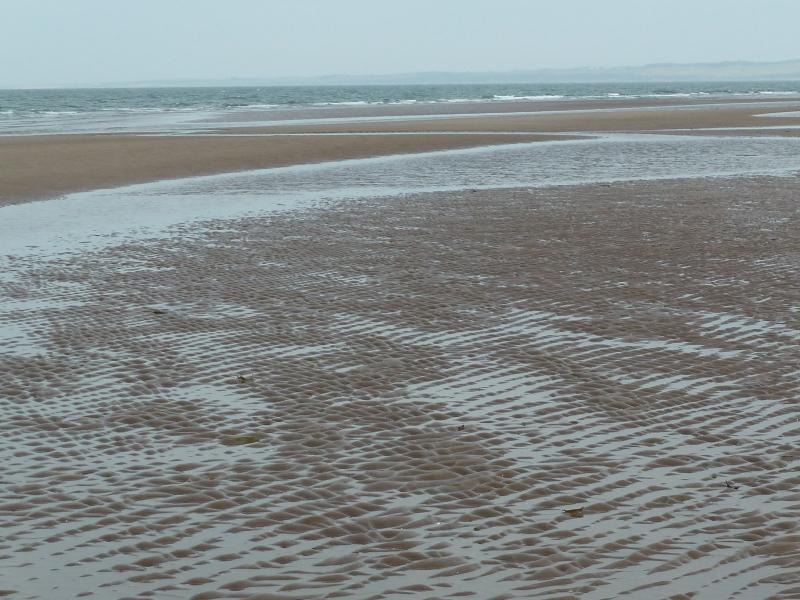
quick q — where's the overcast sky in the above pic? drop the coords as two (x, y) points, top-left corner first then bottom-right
(3, 0), (800, 87)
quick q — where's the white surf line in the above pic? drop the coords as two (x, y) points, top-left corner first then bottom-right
(6, 99), (800, 137)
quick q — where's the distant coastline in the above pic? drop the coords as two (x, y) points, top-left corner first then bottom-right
(12, 59), (799, 90)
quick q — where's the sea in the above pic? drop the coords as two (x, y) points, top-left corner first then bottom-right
(2, 81), (800, 135)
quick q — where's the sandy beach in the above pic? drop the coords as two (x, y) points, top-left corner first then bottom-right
(2, 98), (800, 599)
(3, 97), (800, 206)
(0, 132), (566, 206)
(228, 104), (800, 135)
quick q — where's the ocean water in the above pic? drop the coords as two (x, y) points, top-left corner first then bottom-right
(2, 81), (800, 134)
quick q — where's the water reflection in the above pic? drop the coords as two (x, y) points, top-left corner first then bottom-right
(2, 133), (800, 259)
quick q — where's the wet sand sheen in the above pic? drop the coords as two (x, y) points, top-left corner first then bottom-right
(4, 97), (800, 206)
(0, 132), (567, 206)
(2, 176), (799, 598)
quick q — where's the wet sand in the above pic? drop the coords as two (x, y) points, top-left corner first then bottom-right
(2, 176), (799, 598)
(0, 132), (564, 206)
(231, 104), (800, 135)
(4, 97), (800, 206)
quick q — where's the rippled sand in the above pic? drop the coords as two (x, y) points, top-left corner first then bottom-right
(2, 176), (800, 599)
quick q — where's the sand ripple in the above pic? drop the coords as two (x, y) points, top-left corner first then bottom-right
(2, 177), (799, 599)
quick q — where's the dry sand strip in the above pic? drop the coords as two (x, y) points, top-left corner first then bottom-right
(228, 104), (800, 135)
(2, 176), (799, 598)
(0, 132), (568, 206)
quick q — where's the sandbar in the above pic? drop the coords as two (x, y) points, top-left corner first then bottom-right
(5, 97), (800, 205)
(0, 132), (565, 206)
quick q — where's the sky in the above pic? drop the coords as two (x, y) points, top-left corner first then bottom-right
(3, 0), (800, 87)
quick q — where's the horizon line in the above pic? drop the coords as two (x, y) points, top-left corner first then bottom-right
(3, 58), (800, 91)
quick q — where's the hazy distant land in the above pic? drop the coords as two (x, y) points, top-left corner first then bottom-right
(101, 59), (800, 88)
